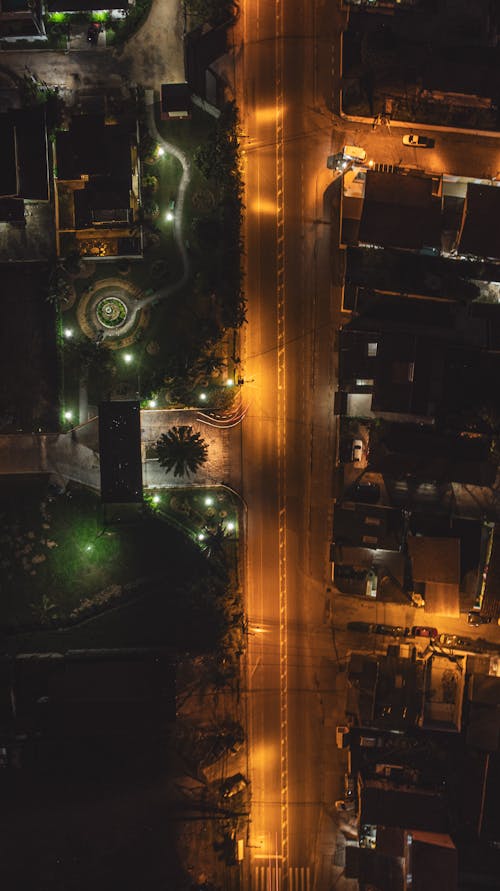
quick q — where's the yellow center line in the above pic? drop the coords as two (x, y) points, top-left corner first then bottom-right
(275, 0), (289, 885)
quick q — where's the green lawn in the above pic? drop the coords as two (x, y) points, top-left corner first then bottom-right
(0, 476), (210, 633)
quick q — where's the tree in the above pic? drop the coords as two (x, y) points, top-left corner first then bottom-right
(156, 426), (208, 478)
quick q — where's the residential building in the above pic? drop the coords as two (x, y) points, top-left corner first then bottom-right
(53, 113), (142, 258)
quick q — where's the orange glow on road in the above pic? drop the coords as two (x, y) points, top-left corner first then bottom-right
(250, 198), (277, 215)
(254, 105), (280, 124)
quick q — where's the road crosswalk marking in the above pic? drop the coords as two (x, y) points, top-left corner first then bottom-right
(253, 866), (311, 891)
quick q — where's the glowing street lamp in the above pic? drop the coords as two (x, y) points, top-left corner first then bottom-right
(226, 378), (234, 387)
(124, 353), (133, 364)
(148, 399), (157, 408)
(165, 210), (174, 222)
(156, 145), (165, 157)
(199, 392), (207, 402)
(64, 410), (73, 421)
(198, 532), (206, 542)
(226, 521), (235, 532)
(64, 328), (73, 339)
(204, 496), (214, 506)
(152, 494), (160, 504)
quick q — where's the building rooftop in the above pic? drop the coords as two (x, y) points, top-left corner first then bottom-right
(98, 401), (143, 504)
(359, 172), (441, 251)
(459, 183), (500, 261)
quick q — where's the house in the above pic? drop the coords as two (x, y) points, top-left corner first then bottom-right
(0, 107), (49, 202)
(0, 0), (45, 40)
(421, 652), (466, 732)
(98, 401), (143, 504)
(160, 83), (191, 120)
(347, 649), (425, 730)
(345, 827), (457, 891)
(407, 535), (460, 617)
(333, 503), (404, 552)
(359, 779), (448, 833)
(53, 113), (141, 258)
(477, 525), (500, 621)
(356, 171), (442, 251)
(457, 183), (500, 262)
(185, 25), (228, 113)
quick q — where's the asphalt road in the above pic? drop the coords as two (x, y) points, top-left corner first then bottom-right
(235, 0), (349, 886)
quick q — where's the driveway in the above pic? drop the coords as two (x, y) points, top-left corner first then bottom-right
(0, 0), (184, 91)
(0, 409), (242, 493)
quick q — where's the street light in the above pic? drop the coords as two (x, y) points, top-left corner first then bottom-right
(227, 521), (235, 532)
(198, 532), (206, 541)
(165, 210), (174, 222)
(152, 494), (160, 504)
(64, 328), (73, 339)
(199, 392), (207, 402)
(156, 145), (165, 157)
(64, 410), (73, 421)
(148, 399), (157, 408)
(226, 378), (234, 387)
(204, 496), (214, 506)
(124, 353), (133, 364)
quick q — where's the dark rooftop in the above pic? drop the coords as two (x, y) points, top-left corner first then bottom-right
(359, 172), (441, 251)
(160, 83), (191, 117)
(98, 401), (143, 504)
(0, 107), (48, 200)
(360, 780), (448, 832)
(459, 183), (500, 261)
(55, 115), (132, 183)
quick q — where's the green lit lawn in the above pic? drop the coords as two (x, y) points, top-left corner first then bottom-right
(0, 476), (207, 632)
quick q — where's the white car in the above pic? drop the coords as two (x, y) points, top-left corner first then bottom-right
(402, 134), (433, 148)
(342, 144), (367, 162)
(351, 439), (363, 462)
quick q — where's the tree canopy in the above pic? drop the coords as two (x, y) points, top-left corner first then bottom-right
(155, 426), (208, 478)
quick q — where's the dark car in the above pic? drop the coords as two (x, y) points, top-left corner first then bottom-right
(438, 633), (473, 649)
(347, 621), (374, 633)
(221, 773), (249, 799)
(87, 21), (101, 43)
(375, 624), (409, 637)
(468, 611), (492, 626)
(411, 626), (438, 638)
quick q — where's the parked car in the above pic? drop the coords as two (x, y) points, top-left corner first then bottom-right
(351, 439), (363, 462)
(402, 134), (434, 148)
(437, 633), (473, 649)
(411, 625), (438, 639)
(347, 621), (374, 633)
(366, 569), (378, 598)
(221, 773), (249, 798)
(336, 725), (350, 749)
(360, 735), (384, 748)
(342, 144), (367, 162)
(468, 611), (492, 626)
(374, 624), (409, 637)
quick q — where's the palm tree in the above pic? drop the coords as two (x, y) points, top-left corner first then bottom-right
(156, 426), (208, 478)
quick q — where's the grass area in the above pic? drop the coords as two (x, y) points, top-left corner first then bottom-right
(149, 485), (240, 540)
(0, 476), (212, 634)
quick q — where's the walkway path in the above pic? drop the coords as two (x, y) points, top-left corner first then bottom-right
(0, 409), (242, 493)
